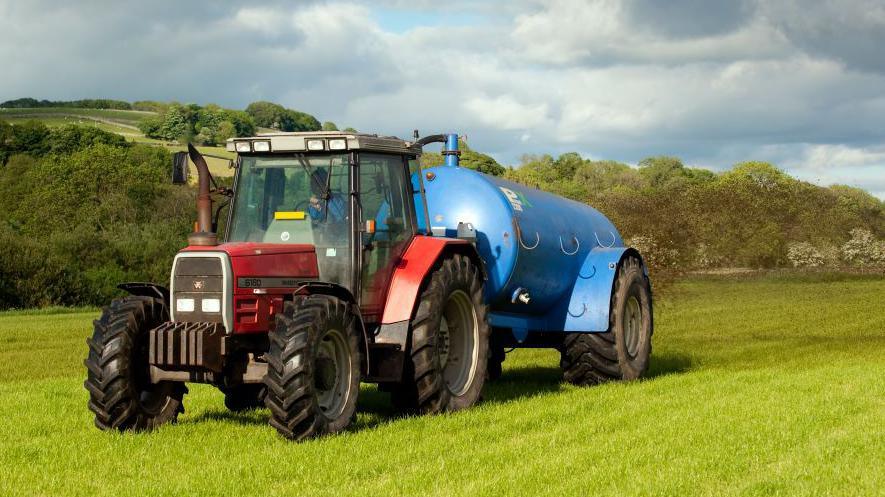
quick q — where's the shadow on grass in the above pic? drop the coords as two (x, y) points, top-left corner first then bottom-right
(647, 352), (693, 379)
(183, 351), (694, 431)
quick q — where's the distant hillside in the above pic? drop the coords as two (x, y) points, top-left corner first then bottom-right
(0, 98), (350, 176)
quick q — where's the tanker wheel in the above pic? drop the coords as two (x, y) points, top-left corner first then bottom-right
(222, 384), (267, 412)
(263, 296), (361, 441)
(392, 254), (490, 414)
(560, 256), (653, 385)
(84, 296), (187, 431)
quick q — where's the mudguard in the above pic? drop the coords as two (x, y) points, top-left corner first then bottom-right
(117, 282), (169, 303)
(548, 247), (644, 332)
(380, 235), (473, 324)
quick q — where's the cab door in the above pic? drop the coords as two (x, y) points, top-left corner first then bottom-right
(357, 153), (416, 319)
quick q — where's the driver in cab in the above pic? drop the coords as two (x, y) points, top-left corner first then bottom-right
(308, 169), (346, 222)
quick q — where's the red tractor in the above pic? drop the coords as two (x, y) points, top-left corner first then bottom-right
(85, 133), (493, 440)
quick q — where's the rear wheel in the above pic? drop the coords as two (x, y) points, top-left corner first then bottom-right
(560, 256), (653, 385)
(84, 296), (186, 431)
(392, 255), (490, 413)
(263, 296), (361, 440)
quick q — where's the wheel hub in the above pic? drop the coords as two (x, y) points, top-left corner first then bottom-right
(624, 295), (643, 358)
(440, 290), (479, 397)
(314, 328), (351, 417)
(315, 357), (337, 391)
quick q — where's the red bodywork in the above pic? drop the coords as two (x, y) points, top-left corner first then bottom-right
(182, 242), (318, 334)
(181, 235), (471, 333)
(381, 236), (470, 324)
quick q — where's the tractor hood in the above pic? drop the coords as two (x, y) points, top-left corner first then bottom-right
(175, 242), (320, 334)
(180, 242), (320, 281)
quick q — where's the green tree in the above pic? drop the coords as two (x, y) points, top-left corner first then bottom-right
(158, 104), (189, 142)
(322, 121), (339, 131)
(245, 101), (286, 128)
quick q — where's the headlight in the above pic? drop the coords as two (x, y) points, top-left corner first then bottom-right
(328, 138), (347, 150)
(201, 298), (221, 313)
(252, 140), (270, 152)
(176, 298), (194, 312)
(235, 141), (251, 153)
(306, 139), (325, 151)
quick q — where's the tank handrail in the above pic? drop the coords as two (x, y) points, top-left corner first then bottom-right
(515, 220), (540, 250)
(560, 235), (580, 256)
(594, 230), (616, 248)
(568, 302), (587, 318)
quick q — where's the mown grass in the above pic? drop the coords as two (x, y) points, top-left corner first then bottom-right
(0, 273), (882, 496)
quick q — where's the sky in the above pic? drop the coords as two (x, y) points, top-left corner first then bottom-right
(1, 0), (884, 198)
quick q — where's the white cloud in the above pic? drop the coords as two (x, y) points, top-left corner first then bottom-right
(0, 0), (883, 198)
(464, 95), (551, 130)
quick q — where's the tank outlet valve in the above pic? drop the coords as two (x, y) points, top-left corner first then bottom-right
(511, 287), (531, 305)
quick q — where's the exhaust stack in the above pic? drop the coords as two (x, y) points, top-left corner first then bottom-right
(186, 143), (218, 246)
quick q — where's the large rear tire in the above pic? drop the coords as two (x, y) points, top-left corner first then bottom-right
(560, 256), (653, 385)
(84, 296), (187, 431)
(263, 296), (361, 440)
(392, 254), (490, 413)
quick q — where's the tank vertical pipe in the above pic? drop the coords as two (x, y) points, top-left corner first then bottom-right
(444, 133), (460, 167)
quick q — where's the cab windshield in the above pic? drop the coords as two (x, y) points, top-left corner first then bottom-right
(228, 154), (351, 285)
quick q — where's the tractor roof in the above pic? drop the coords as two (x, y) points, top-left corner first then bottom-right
(226, 131), (421, 155)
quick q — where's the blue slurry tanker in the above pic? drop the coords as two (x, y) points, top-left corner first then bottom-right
(84, 130), (652, 440)
(422, 134), (653, 382)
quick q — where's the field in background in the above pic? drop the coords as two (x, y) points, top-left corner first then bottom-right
(0, 107), (235, 177)
(1, 273), (882, 496)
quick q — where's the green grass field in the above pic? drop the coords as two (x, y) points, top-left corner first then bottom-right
(1, 274), (883, 496)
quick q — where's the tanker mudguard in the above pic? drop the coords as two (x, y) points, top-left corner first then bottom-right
(553, 247), (643, 332)
(380, 235), (475, 324)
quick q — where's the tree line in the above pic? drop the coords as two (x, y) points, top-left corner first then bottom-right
(0, 98), (135, 110)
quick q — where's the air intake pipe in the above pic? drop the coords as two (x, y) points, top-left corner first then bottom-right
(186, 143), (218, 246)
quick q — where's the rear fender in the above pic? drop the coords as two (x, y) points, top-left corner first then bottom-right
(379, 236), (477, 325)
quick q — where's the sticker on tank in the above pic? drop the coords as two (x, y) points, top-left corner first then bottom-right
(499, 187), (533, 212)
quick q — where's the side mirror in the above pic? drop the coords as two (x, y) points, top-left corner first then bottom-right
(172, 151), (189, 185)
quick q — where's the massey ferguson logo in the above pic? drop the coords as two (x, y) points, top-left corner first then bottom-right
(192, 280), (205, 290)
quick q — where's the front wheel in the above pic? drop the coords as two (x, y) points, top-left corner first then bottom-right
(560, 256), (653, 385)
(263, 296), (362, 440)
(84, 296), (186, 431)
(392, 254), (490, 413)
